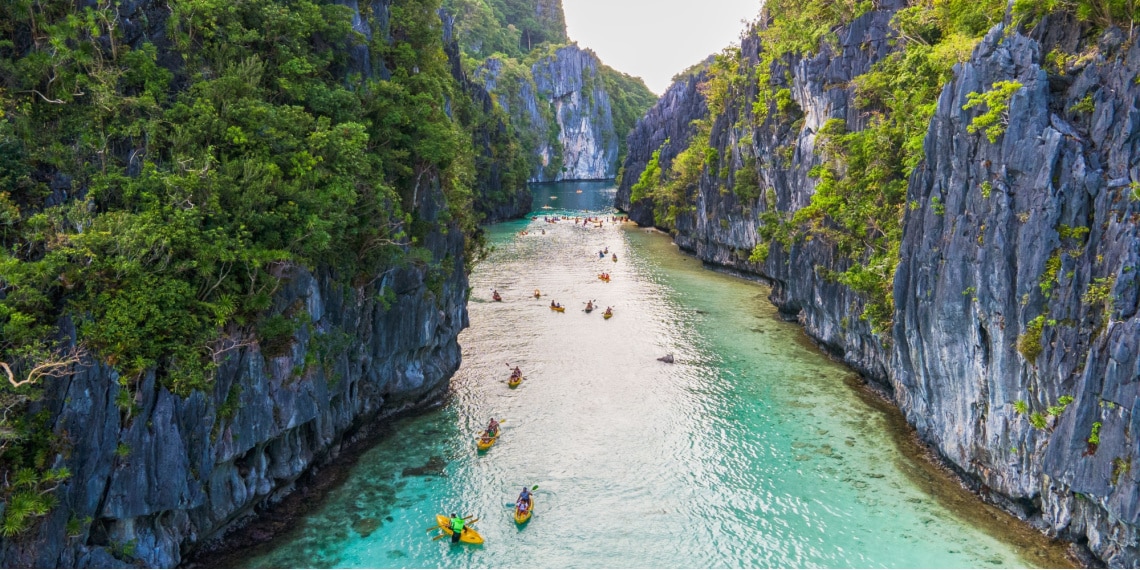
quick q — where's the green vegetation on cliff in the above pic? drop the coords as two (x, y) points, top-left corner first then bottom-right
(445, 0), (567, 58)
(445, 0), (655, 179)
(0, 0), (477, 535)
(631, 0), (1008, 335)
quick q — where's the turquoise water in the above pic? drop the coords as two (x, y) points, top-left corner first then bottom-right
(237, 182), (1069, 568)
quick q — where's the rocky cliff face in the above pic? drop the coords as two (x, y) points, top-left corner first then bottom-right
(618, 4), (1138, 566)
(0, 196), (467, 570)
(615, 70), (708, 226)
(477, 44), (620, 182)
(442, 11), (533, 222)
(895, 16), (1140, 566)
(0, 1), (475, 567)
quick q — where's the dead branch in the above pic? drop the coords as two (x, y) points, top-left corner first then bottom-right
(1, 346), (87, 389)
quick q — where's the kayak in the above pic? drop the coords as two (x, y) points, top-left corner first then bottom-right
(598, 275), (610, 282)
(585, 306), (594, 313)
(476, 432), (497, 451)
(514, 496), (534, 524)
(603, 311), (613, 320)
(508, 376), (523, 388)
(550, 306), (565, 312)
(434, 515), (484, 544)
(534, 291), (542, 298)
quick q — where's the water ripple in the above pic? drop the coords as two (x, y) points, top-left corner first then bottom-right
(238, 183), (1069, 569)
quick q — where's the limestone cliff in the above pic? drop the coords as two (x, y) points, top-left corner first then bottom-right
(0, 0), (476, 567)
(617, 3), (1139, 566)
(477, 44), (620, 181)
(446, 0), (655, 183)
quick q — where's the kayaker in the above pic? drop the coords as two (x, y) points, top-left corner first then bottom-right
(612, 253), (617, 262)
(517, 488), (531, 512)
(449, 513), (465, 543)
(487, 418), (500, 436)
(511, 366), (522, 379)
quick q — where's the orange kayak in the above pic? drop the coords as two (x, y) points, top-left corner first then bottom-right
(550, 305), (565, 312)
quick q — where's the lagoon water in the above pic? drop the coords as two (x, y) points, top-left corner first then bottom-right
(238, 182), (1070, 568)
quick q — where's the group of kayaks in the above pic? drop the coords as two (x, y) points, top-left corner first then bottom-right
(431, 493), (532, 544)
(440, 225), (633, 545)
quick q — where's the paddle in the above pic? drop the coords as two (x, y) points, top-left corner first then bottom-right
(504, 485), (541, 507)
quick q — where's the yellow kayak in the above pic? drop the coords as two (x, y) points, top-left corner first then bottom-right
(550, 305), (565, 312)
(603, 311), (613, 320)
(435, 515), (484, 544)
(514, 496), (533, 524)
(508, 376), (523, 388)
(476, 433), (497, 451)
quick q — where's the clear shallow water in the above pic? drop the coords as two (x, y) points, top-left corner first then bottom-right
(238, 182), (1070, 568)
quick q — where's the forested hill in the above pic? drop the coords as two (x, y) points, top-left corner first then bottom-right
(444, 0), (658, 182)
(616, 1), (1140, 566)
(0, 0), (640, 566)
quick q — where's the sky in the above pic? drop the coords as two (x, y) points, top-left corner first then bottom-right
(562, 0), (762, 94)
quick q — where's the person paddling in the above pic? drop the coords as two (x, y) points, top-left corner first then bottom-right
(449, 513), (465, 543)
(487, 418), (500, 436)
(517, 487), (532, 513)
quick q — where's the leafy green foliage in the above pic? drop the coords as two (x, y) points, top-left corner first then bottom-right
(1048, 395), (1075, 416)
(1018, 314), (1047, 363)
(1029, 412), (1048, 429)
(0, 0), (482, 527)
(1040, 250), (1062, 297)
(630, 150), (662, 204)
(761, 0), (875, 57)
(1014, 0), (1140, 33)
(1088, 421), (1102, 446)
(746, 0), (1005, 335)
(1014, 400), (1028, 414)
(0, 467), (69, 536)
(1112, 456), (1131, 485)
(963, 81), (1023, 143)
(733, 157), (762, 201)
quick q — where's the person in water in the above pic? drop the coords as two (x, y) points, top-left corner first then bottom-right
(450, 513), (465, 543)
(517, 487), (531, 513)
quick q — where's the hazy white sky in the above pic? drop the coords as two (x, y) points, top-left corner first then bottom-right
(563, 0), (761, 94)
